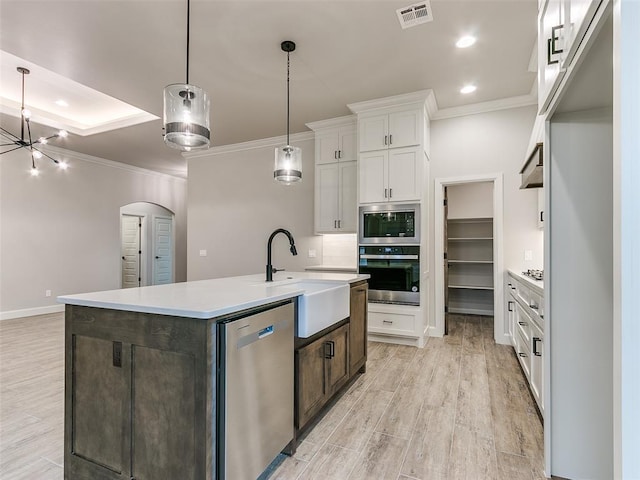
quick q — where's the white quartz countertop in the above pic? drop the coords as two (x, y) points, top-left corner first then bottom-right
(305, 265), (358, 273)
(57, 272), (369, 319)
(508, 269), (544, 295)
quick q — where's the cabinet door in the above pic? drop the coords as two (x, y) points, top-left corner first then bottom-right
(387, 146), (421, 202)
(537, 188), (545, 229)
(326, 324), (350, 396)
(315, 164), (339, 233)
(530, 322), (544, 411)
(359, 114), (388, 152)
(538, 0), (566, 113)
(338, 161), (357, 232)
(388, 109), (420, 149)
(296, 337), (327, 429)
(131, 346), (197, 480)
(359, 151), (387, 203)
(316, 131), (340, 165)
(349, 282), (368, 374)
(338, 126), (357, 161)
(70, 335), (128, 476)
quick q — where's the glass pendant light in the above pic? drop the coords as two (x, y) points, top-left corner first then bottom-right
(163, 0), (210, 151)
(274, 40), (302, 184)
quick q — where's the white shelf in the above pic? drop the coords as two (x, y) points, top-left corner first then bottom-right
(448, 285), (494, 291)
(448, 260), (493, 264)
(448, 237), (493, 241)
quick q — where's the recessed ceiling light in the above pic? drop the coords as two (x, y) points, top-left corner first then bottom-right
(456, 35), (476, 48)
(55, 99), (69, 107)
(460, 85), (477, 94)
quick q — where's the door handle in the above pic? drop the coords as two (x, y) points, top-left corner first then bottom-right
(508, 301), (513, 312)
(389, 188), (392, 198)
(384, 135), (388, 146)
(384, 188), (388, 198)
(338, 150), (342, 159)
(389, 134), (393, 145)
(334, 150), (337, 159)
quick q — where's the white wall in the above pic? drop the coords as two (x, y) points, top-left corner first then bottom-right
(447, 181), (494, 219)
(187, 135), (323, 281)
(0, 147), (187, 318)
(429, 105), (542, 330)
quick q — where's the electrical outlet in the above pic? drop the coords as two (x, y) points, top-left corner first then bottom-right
(45, 290), (52, 297)
(524, 250), (533, 261)
(199, 249), (207, 257)
(308, 249), (316, 258)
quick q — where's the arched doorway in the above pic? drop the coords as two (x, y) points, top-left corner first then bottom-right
(120, 202), (175, 288)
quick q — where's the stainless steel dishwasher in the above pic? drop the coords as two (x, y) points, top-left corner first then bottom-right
(217, 300), (294, 480)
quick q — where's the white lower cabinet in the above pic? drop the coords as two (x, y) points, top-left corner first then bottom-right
(507, 271), (544, 416)
(367, 303), (424, 347)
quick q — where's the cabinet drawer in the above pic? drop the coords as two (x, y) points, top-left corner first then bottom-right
(369, 311), (415, 335)
(515, 302), (532, 343)
(515, 328), (531, 380)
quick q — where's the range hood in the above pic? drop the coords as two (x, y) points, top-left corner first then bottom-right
(520, 142), (543, 189)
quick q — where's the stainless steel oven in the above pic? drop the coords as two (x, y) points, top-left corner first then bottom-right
(358, 245), (420, 305)
(359, 203), (420, 245)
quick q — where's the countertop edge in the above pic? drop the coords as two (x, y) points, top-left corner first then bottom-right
(507, 269), (544, 295)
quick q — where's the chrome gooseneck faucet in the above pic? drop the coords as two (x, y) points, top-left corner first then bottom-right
(266, 228), (298, 281)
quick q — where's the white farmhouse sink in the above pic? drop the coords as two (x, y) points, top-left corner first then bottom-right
(296, 281), (350, 338)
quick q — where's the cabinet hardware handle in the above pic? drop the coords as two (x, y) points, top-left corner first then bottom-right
(384, 188), (388, 198)
(511, 286), (516, 290)
(540, 211), (544, 222)
(540, 314), (544, 319)
(533, 337), (542, 356)
(389, 134), (393, 145)
(334, 150), (338, 159)
(518, 321), (527, 326)
(389, 188), (393, 198)
(384, 135), (388, 146)
(383, 320), (393, 324)
(112, 341), (122, 368)
(338, 150), (342, 159)
(529, 304), (538, 310)
(508, 283), (512, 288)
(122, 256), (126, 260)
(508, 301), (514, 312)
(334, 220), (337, 229)
(518, 352), (527, 358)
(547, 24), (564, 65)
(338, 220), (341, 228)
(324, 342), (332, 359)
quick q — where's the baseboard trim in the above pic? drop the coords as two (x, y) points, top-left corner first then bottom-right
(368, 332), (426, 348)
(0, 304), (65, 321)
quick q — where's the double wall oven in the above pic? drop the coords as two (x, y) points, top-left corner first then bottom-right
(358, 204), (420, 305)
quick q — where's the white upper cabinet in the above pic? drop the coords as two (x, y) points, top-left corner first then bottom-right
(315, 161), (357, 233)
(359, 108), (421, 152)
(307, 116), (358, 234)
(316, 125), (357, 164)
(562, 0), (602, 68)
(538, 0), (566, 114)
(359, 146), (422, 204)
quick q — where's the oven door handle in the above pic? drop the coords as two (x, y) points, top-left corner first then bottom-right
(359, 254), (419, 260)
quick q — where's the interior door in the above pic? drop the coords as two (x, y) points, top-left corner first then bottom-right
(121, 215), (141, 288)
(152, 215), (173, 285)
(444, 187), (449, 335)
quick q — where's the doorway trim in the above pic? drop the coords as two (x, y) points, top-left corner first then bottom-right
(434, 173), (506, 344)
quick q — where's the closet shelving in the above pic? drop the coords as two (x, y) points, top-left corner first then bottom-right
(447, 218), (494, 315)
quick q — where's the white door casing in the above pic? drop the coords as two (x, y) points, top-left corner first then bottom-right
(121, 215), (141, 288)
(153, 215), (174, 285)
(433, 173), (505, 344)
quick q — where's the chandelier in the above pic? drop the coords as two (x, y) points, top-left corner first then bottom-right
(0, 67), (69, 176)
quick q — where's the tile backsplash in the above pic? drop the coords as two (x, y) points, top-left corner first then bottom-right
(322, 234), (357, 267)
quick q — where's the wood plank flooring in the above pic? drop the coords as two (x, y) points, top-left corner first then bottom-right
(0, 313), (544, 480)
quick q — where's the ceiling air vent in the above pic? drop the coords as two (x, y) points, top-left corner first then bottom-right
(396, 2), (433, 29)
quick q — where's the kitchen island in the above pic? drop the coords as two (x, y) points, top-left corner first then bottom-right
(58, 272), (368, 480)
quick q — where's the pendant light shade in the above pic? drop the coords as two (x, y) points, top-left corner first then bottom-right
(163, 0), (211, 151)
(274, 40), (301, 184)
(163, 84), (210, 150)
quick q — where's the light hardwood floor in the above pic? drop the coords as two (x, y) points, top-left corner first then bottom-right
(0, 313), (544, 480)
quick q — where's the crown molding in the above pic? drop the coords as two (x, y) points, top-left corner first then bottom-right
(186, 131), (315, 158)
(431, 94), (537, 120)
(36, 144), (187, 181)
(306, 114), (356, 132)
(347, 89), (435, 114)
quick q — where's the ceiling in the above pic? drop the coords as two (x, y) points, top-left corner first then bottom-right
(0, 0), (537, 178)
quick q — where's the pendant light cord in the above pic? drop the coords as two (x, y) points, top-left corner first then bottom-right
(186, 0), (190, 85)
(286, 50), (290, 146)
(20, 70), (25, 142)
